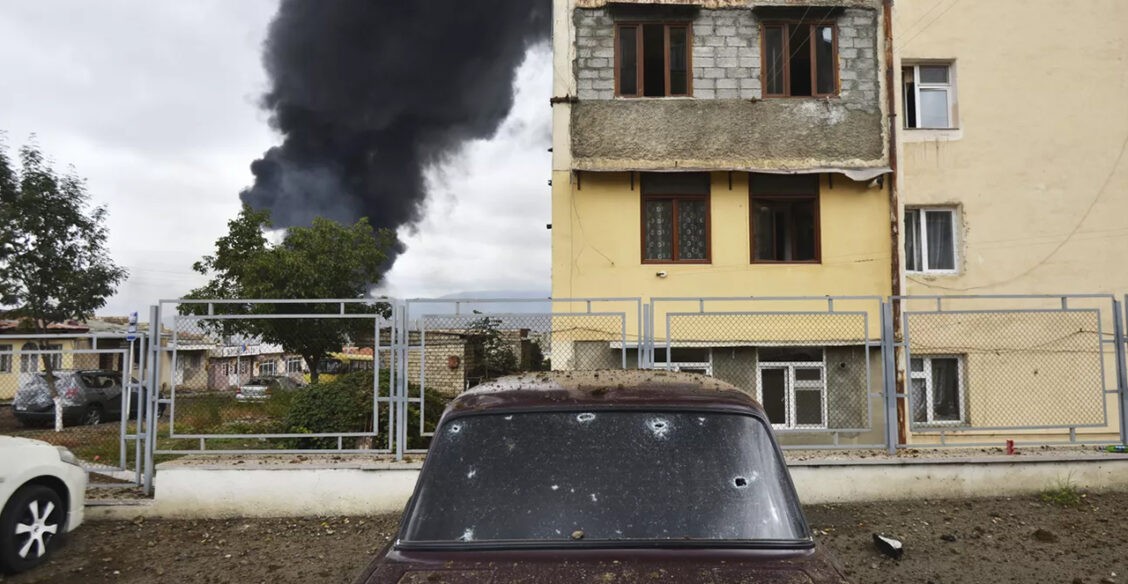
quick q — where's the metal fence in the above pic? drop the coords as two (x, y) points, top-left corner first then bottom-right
(0, 333), (149, 489)
(7, 293), (1123, 492)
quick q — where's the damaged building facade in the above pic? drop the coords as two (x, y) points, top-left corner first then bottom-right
(551, 0), (1128, 445)
(551, 0), (893, 442)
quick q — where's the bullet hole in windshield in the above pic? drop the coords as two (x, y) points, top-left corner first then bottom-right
(459, 528), (474, 542)
(648, 418), (671, 438)
(576, 413), (596, 423)
(734, 476), (749, 488)
(448, 424), (462, 434)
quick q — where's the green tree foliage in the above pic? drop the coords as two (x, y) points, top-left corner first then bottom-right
(184, 205), (395, 382)
(463, 316), (521, 383)
(0, 138), (128, 429)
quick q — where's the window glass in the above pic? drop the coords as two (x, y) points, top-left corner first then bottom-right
(644, 200), (674, 260)
(752, 199), (817, 262)
(787, 24), (812, 96)
(0, 344), (11, 373)
(794, 390), (823, 426)
(669, 26), (688, 95)
(677, 200), (707, 260)
(642, 24), (666, 97)
(815, 26), (835, 94)
(904, 208), (922, 271)
(924, 210), (955, 270)
(930, 358), (961, 421)
(910, 377), (928, 423)
(618, 26), (638, 96)
(919, 88), (950, 128)
(795, 368), (822, 382)
(764, 26), (785, 95)
(919, 65), (949, 83)
(759, 347), (822, 362)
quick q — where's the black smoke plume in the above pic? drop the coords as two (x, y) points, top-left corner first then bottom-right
(242, 0), (552, 265)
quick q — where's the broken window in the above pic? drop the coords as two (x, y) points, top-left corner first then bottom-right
(903, 63), (955, 129)
(616, 23), (691, 97)
(399, 411), (807, 544)
(757, 347), (826, 429)
(750, 174), (820, 263)
(762, 22), (837, 97)
(910, 356), (965, 424)
(641, 173), (710, 263)
(905, 207), (957, 272)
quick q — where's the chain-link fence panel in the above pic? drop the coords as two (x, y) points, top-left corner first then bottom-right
(652, 297), (887, 450)
(403, 298), (641, 451)
(0, 336), (146, 483)
(898, 295), (1123, 447)
(158, 299), (398, 454)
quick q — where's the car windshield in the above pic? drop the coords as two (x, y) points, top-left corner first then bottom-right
(401, 411), (807, 546)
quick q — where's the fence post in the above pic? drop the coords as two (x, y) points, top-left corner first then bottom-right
(881, 300), (898, 454)
(395, 301), (408, 461)
(1114, 297), (1128, 446)
(142, 305), (160, 495)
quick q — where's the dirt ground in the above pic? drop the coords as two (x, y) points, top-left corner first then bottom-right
(1, 493), (1125, 584)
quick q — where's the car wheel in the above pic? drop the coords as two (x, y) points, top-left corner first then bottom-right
(0, 484), (65, 575)
(80, 405), (103, 426)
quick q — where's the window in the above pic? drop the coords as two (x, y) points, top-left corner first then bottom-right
(910, 356), (965, 424)
(20, 343), (62, 372)
(905, 207), (957, 272)
(757, 347), (826, 429)
(0, 344), (11, 373)
(750, 174), (820, 262)
(259, 360), (277, 376)
(641, 173), (710, 263)
(762, 22), (837, 97)
(903, 63), (955, 129)
(653, 347), (713, 376)
(615, 23), (691, 97)
(286, 357), (303, 373)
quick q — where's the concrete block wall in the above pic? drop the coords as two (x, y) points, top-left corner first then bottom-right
(574, 7), (878, 110)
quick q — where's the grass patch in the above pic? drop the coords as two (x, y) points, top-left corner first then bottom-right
(1041, 476), (1084, 507)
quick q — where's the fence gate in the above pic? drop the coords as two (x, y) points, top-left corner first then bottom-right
(1, 333), (150, 491)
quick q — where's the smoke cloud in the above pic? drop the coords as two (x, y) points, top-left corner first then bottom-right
(242, 0), (552, 264)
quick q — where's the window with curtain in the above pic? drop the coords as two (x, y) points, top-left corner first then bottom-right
(910, 355), (965, 424)
(641, 173), (710, 263)
(903, 63), (956, 129)
(905, 207), (957, 272)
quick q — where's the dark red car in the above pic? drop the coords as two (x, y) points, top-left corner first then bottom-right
(354, 370), (849, 584)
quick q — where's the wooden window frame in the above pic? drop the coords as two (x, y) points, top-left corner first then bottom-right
(760, 21), (839, 98)
(614, 22), (694, 98)
(641, 194), (712, 264)
(749, 186), (822, 265)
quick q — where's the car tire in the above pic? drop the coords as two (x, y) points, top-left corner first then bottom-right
(0, 484), (65, 575)
(80, 405), (103, 426)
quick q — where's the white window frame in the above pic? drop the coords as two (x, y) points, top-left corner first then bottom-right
(905, 206), (959, 274)
(259, 360), (277, 376)
(0, 344), (11, 373)
(756, 355), (828, 430)
(909, 355), (966, 425)
(903, 62), (956, 130)
(286, 357), (303, 373)
(654, 348), (713, 376)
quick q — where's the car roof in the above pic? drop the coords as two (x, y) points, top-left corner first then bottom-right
(448, 370), (766, 418)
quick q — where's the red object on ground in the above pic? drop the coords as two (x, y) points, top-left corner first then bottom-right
(1006, 440), (1016, 455)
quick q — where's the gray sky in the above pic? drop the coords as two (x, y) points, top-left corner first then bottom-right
(0, 1), (552, 316)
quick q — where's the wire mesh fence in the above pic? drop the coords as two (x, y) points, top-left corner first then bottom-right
(895, 295), (1124, 447)
(0, 336), (147, 482)
(652, 297), (888, 449)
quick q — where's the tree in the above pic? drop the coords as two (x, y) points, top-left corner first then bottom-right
(0, 138), (128, 431)
(463, 315), (521, 383)
(185, 205), (395, 383)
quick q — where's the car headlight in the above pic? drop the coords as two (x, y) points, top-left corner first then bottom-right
(56, 446), (82, 467)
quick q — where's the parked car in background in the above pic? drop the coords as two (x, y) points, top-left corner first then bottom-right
(353, 370), (849, 584)
(0, 436), (86, 574)
(12, 370), (152, 427)
(235, 375), (305, 402)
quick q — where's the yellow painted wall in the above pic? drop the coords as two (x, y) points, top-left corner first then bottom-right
(0, 338), (87, 400)
(551, 171), (893, 307)
(895, 0), (1128, 296)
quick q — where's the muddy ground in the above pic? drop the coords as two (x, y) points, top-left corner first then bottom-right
(2, 492), (1125, 584)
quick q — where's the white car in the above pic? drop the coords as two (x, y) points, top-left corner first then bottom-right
(0, 436), (86, 574)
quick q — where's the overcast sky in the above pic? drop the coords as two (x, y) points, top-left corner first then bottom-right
(0, 1), (552, 316)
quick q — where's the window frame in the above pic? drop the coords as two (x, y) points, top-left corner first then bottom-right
(0, 344), (11, 373)
(756, 351), (828, 430)
(259, 360), (277, 376)
(909, 355), (966, 426)
(286, 357), (303, 374)
(640, 193), (712, 265)
(749, 177), (822, 265)
(902, 62), (956, 130)
(760, 20), (839, 98)
(905, 206), (959, 274)
(614, 21), (694, 98)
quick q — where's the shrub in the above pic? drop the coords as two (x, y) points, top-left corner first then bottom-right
(282, 370), (447, 450)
